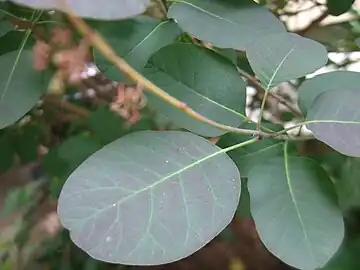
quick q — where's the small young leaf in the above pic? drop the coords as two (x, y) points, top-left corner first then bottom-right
(298, 71), (360, 113)
(306, 89), (360, 157)
(0, 50), (50, 129)
(144, 43), (247, 137)
(93, 17), (182, 81)
(7, 0), (151, 20)
(57, 131), (241, 265)
(248, 156), (344, 269)
(168, 0), (285, 50)
(246, 33), (328, 89)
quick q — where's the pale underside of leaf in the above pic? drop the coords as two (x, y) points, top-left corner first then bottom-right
(306, 89), (360, 157)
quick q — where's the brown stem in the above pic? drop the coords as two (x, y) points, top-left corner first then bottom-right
(43, 95), (90, 117)
(237, 68), (302, 118)
(61, 2), (313, 141)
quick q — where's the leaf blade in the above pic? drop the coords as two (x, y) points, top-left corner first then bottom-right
(144, 43), (247, 137)
(168, 0), (285, 50)
(246, 33), (328, 88)
(306, 89), (360, 157)
(58, 131), (241, 265)
(248, 155), (344, 269)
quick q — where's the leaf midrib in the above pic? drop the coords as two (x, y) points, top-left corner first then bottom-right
(283, 143), (316, 263)
(126, 20), (170, 58)
(148, 64), (246, 119)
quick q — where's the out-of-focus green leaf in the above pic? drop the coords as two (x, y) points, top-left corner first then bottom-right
(1, 181), (42, 217)
(320, 236), (360, 270)
(0, 49), (50, 129)
(144, 43), (247, 137)
(58, 131), (241, 265)
(6, 0), (151, 20)
(0, 132), (14, 173)
(335, 158), (360, 211)
(327, 0), (355, 16)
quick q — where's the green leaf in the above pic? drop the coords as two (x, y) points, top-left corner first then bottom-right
(0, 49), (50, 129)
(320, 236), (360, 270)
(167, 0), (285, 50)
(0, 30), (33, 56)
(86, 107), (127, 145)
(248, 155), (344, 269)
(57, 134), (103, 172)
(246, 33), (328, 89)
(7, 0), (151, 20)
(327, 0), (355, 16)
(335, 157), (360, 211)
(218, 122), (284, 177)
(0, 16), (13, 38)
(1, 181), (41, 217)
(93, 17), (182, 81)
(298, 71), (360, 113)
(13, 124), (42, 163)
(306, 89), (360, 157)
(144, 43), (247, 137)
(57, 131), (241, 265)
(0, 132), (14, 173)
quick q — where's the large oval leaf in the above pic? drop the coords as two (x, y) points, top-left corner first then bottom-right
(0, 49), (49, 129)
(7, 0), (150, 20)
(143, 43), (247, 137)
(247, 33), (328, 89)
(57, 130), (241, 265)
(306, 89), (360, 157)
(298, 71), (360, 113)
(248, 156), (344, 270)
(93, 16), (182, 81)
(168, 0), (285, 51)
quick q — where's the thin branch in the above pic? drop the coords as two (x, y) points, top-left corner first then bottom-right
(159, 0), (168, 15)
(237, 68), (303, 118)
(61, 3), (312, 141)
(43, 95), (90, 117)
